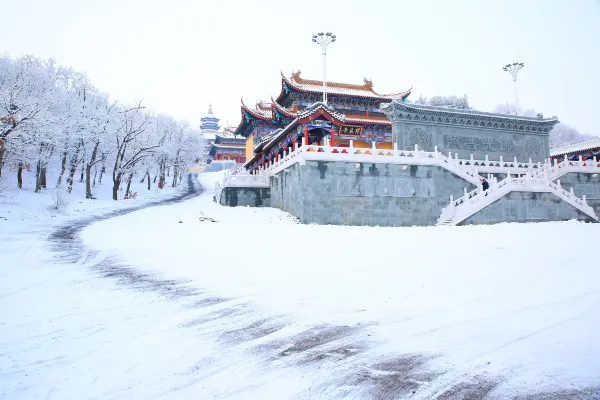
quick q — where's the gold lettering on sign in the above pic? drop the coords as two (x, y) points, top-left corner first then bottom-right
(340, 125), (362, 136)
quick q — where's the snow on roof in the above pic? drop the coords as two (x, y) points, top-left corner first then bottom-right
(284, 71), (411, 100)
(241, 99), (273, 119)
(550, 137), (600, 156)
(387, 101), (559, 123)
(296, 102), (346, 121)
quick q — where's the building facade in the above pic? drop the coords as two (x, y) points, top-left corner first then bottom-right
(217, 77), (600, 227)
(233, 71), (411, 172)
(550, 138), (600, 162)
(199, 104), (246, 172)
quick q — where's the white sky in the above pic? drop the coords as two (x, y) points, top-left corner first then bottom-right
(3, 0), (599, 134)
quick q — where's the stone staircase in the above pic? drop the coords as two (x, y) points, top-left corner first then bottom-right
(437, 175), (599, 226)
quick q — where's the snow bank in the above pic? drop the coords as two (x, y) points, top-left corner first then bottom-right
(80, 187), (600, 397)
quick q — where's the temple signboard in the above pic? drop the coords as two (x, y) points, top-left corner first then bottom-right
(340, 125), (363, 136)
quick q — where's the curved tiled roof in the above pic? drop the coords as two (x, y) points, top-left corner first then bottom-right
(280, 71), (411, 101)
(296, 102), (346, 121)
(382, 100), (559, 123)
(550, 137), (600, 157)
(241, 98), (273, 120)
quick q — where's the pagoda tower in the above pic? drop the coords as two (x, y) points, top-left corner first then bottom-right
(200, 103), (220, 134)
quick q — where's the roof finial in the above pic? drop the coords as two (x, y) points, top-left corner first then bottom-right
(208, 102), (213, 115)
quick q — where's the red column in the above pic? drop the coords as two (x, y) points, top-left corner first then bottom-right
(303, 125), (309, 145)
(330, 126), (336, 147)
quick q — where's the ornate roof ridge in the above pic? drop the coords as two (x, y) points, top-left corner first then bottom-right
(282, 71), (411, 100)
(241, 97), (273, 120)
(382, 99), (559, 123)
(271, 97), (298, 118)
(296, 102), (346, 121)
(291, 70), (373, 91)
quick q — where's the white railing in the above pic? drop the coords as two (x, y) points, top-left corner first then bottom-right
(256, 140), (485, 185)
(437, 174), (599, 226)
(249, 141), (600, 185)
(215, 167), (269, 203)
(533, 156), (600, 181)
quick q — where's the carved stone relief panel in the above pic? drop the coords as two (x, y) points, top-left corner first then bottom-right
(408, 128), (432, 151)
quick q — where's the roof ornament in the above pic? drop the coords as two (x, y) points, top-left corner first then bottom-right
(208, 102), (213, 115)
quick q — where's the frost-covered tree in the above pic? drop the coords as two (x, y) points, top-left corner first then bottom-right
(549, 123), (597, 148)
(0, 54), (201, 200)
(493, 103), (537, 117)
(492, 103), (597, 147)
(414, 94), (471, 110)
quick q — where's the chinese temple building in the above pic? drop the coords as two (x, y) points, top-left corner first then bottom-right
(199, 104), (246, 172)
(207, 125), (246, 167)
(232, 71), (411, 172)
(217, 71), (600, 227)
(551, 137), (600, 162)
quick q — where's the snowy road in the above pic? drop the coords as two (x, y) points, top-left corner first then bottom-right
(2, 173), (600, 399)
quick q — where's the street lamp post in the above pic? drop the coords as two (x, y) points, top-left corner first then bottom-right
(502, 62), (525, 115)
(312, 32), (336, 105)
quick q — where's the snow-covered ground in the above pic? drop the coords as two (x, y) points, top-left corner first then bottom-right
(2, 170), (600, 399)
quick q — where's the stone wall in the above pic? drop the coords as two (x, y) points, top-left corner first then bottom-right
(222, 164), (599, 227)
(270, 160), (474, 226)
(556, 172), (600, 217)
(393, 120), (550, 163)
(220, 187), (270, 207)
(461, 192), (596, 225)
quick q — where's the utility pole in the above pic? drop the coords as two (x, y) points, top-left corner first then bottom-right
(502, 62), (525, 115)
(312, 32), (337, 105)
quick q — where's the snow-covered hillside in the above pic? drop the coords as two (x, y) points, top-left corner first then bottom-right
(1, 172), (599, 399)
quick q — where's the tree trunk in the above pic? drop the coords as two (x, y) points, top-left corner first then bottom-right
(85, 142), (100, 199)
(56, 149), (68, 187)
(158, 161), (166, 189)
(0, 147), (6, 178)
(172, 167), (178, 188)
(99, 166), (105, 184)
(35, 159), (42, 193)
(66, 144), (81, 193)
(112, 172), (122, 200)
(93, 169), (97, 187)
(147, 171), (151, 190)
(40, 167), (47, 189)
(85, 164), (93, 199)
(79, 162), (84, 182)
(17, 163), (23, 189)
(124, 172), (134, 199)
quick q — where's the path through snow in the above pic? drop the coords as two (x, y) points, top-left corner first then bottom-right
(2, 173), (600, 399)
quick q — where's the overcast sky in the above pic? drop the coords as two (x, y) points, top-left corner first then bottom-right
(3, 0), (599, 135)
